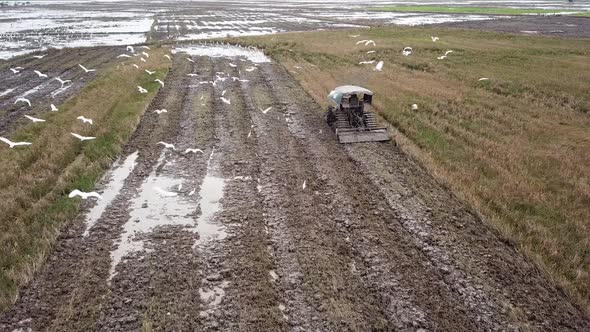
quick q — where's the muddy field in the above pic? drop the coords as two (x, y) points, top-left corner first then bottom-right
(0, 45), (588, 331)
(440, 15), (590, 39)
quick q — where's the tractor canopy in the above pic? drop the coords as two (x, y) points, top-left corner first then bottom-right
(328, 85), (373, 105)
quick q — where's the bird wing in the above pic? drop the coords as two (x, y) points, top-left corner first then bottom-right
(0, 137), (13, 146)
(68, 190), (82, 198)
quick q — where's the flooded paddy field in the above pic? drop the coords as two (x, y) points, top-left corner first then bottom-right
(2, 0), (589, 60)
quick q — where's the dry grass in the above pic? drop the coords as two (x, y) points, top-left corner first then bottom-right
(0, 47), (171, 311)
(227, 27), (590, 310)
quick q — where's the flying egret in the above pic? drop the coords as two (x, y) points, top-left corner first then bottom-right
(54, 77), (71, 87)
(132, 64), (139, 69)
(437, 55), (447, 60)
(359, 61), (375, 65)
(349, 34), (360, 38)
(261, 107), (272, 114)
(154, 109), (167, 114)
(164, 54), (171, 60)
(445, 50), (454, 56)
(117, 54), (132, 58)
(184, 148), (204, 154)
(302, 180), (306, 190)
(229, 63), (237, 67)
(411, 104), (418, 110)
(367, 50), (376, 54)
(33, 70), (48, 78)
(221, 89), (227, 96)
(157, 141), (175, 150)
(220, 97), (231, 105)
(374, 61), (384, 71)
(402, 47), (413, 56)
(10, 67), (23, 74)
(50, 104), (58, 112)
(71, 132), (96, 141)
(145, 69), (155, 75)
(68, 190), (102, 200)
(140, 46), (150, 50)
(140, 58), (146, 63)
(478, 78), (490, 81)
(365, 40), (376, 46)
(77, 116), (93, 125)
(245, 66), (256, 72)
(0, 137), (32, 148)
(33, 54), (47, 59)
(24, 115), (45, 123)
(187, 57), (195, 63)
(142, 51), (149, 58)
(431, 36), (440, 42)
(187, 73), (199, 77)
(356, 40), (368, 45)
(15, 98), (31, 107)
(137, 86), (148, 94)
(154, 79), (164, 87)
(126, 45), (135, 53)
(78, 64), (96, 73)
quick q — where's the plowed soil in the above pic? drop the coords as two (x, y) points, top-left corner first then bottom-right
(1, 49), (589, 331)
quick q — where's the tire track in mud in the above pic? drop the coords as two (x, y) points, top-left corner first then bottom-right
(347, 144), (590, 331)
(239, 64), (402, 331)
(95, 54), (211, 331)
(206, 60), (286, 332)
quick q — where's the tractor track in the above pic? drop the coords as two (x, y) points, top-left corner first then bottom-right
(1, 47), (589, 332)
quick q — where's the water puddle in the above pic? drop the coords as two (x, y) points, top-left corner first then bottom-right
(194, 149), (226, 247)
(174, 44), (271, 63)
(83, 151), (138, 237)
(109, 149), (227, 280)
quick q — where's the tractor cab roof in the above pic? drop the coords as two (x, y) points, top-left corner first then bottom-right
(328, 85), (373, 105)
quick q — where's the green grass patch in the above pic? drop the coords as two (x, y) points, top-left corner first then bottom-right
(0, 47), (171, 311)
(370, 6), (587, 16)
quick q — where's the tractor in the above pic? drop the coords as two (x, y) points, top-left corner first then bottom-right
(325, 85), (389, 143)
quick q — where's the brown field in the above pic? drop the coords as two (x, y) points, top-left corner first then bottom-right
(228, 26), (590, 309)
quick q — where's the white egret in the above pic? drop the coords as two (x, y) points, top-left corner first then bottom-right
(71, 133), (96, 141)
(0, 137), (32, 148)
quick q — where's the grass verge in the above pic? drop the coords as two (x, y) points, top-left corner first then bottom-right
(0, 47), (171, 311)
(227, 27), (590, 311)
(370, 6), (588, 16)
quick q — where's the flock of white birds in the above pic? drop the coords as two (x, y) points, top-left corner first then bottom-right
(0, 44), (174, 200)
(3, 57), (99, 150)
(352, 34), (490, 110)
